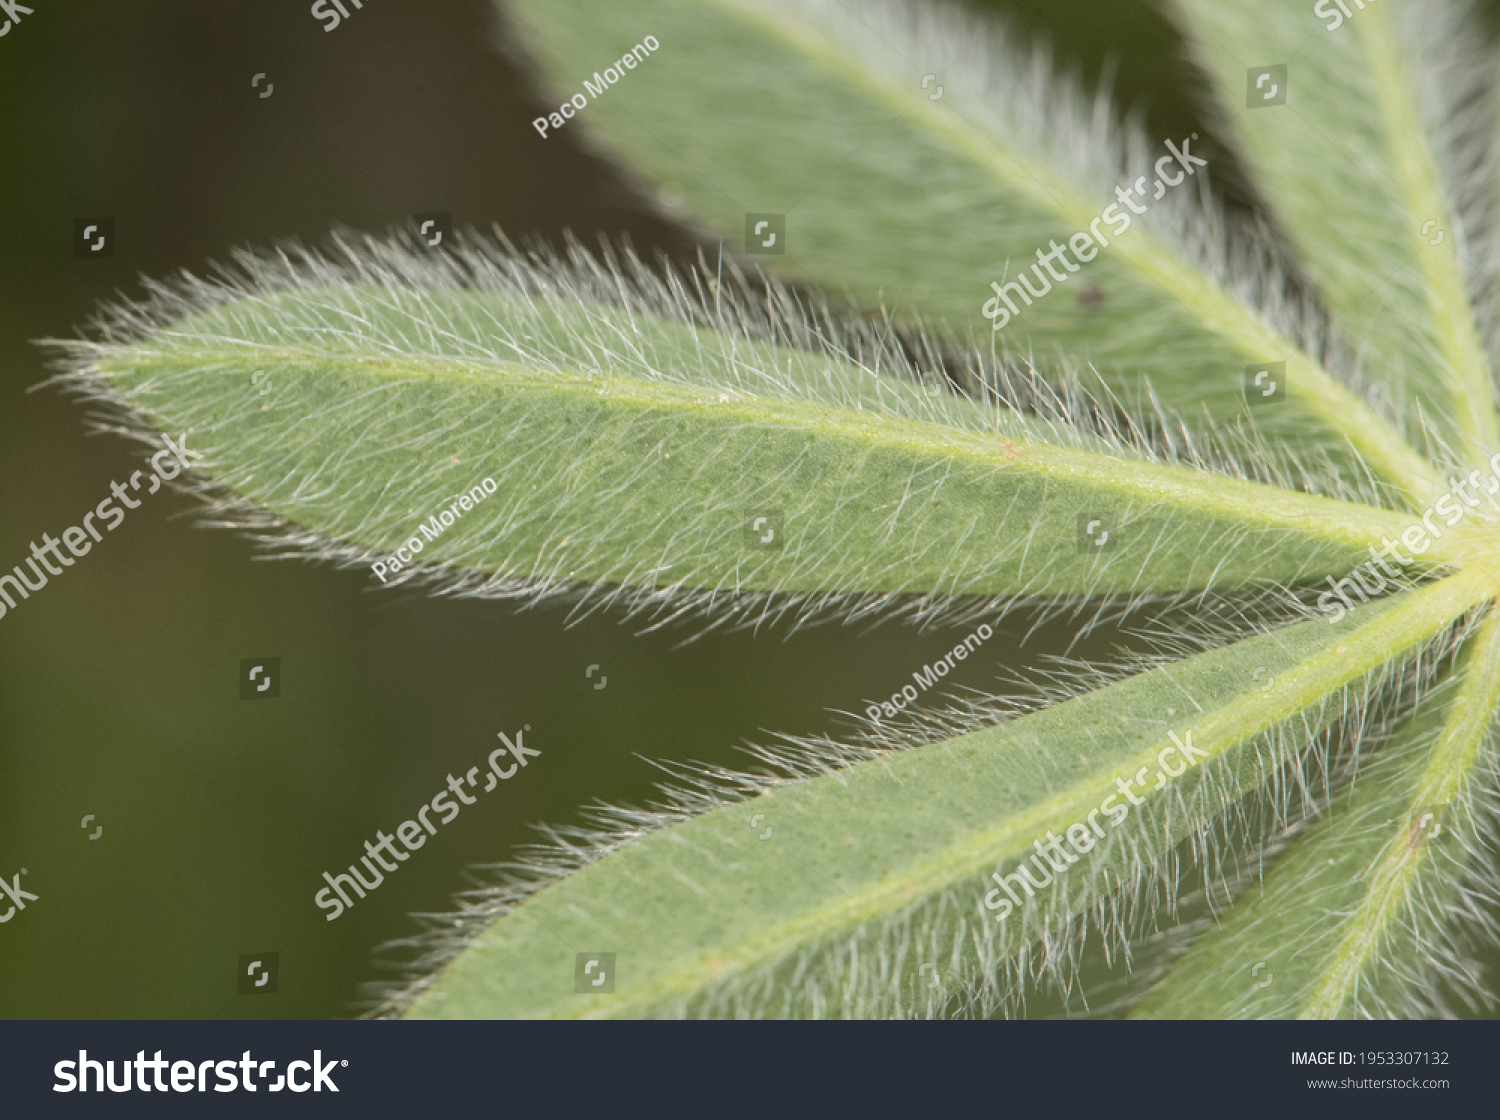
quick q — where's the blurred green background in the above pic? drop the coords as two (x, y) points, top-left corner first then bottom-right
(0, 0), (1494, 1018)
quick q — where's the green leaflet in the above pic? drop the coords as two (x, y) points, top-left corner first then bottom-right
(1167, 0), (1499, 467)
(86, 270), (1447, 605)
(400, 570), (1489, 1018)
(1132, 604), (1500, 1019)
(504, 0), (1440, 499)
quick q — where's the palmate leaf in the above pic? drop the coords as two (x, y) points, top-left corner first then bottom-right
(41, 0), (1500, 1021)
(501, 0), (1442, 499)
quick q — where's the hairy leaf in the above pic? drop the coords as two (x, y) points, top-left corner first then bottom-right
(502, 0), (1441, 499)
(49, 239), (1444, 625)
(1132, 606), (1500, 1019)
(43, 0), (1500, 1024)
(1166, 0), (1500, 467)
(394, 571), (1488, 1018)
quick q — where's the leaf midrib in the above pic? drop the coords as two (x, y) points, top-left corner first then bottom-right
(107, 346), (1458, 563)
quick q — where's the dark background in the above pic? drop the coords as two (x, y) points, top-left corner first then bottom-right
(0, 0), (1492, 1018)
